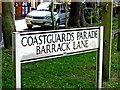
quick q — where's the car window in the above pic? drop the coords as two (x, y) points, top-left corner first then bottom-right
(61, 4), (65, 13)
(54, 4), (60, 12)
(37, 2), (51, 11)
(36, 2), (65, 12)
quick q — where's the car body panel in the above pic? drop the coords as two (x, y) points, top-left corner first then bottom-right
(25, 2), (69, 28)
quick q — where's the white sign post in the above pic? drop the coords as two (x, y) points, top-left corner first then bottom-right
(13, 26), (103, 89)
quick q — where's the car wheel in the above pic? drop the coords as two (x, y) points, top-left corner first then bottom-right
(27, 25), (33, 29)
(56, 21), (59, 30)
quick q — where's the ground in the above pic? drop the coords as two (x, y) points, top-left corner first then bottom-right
(15, 17), (65, 31)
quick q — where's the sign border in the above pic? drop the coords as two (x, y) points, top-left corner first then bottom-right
(12, 26), (103, 89)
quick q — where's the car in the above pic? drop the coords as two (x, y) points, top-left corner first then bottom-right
(25, 2), (69, 29)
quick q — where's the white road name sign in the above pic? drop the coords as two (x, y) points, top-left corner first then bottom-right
(15, 27), (99, 62)
(13, 26), (103, 89)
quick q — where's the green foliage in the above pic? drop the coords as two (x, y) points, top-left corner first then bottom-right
(83, 5), (96, 24)
(113, 16), (118, 30)
(2, 48), (13, 88)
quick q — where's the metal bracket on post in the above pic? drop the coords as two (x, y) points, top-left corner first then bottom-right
(103, 40), (107, 47)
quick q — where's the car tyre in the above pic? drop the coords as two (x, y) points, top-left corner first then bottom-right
(27, 25), (33, 29)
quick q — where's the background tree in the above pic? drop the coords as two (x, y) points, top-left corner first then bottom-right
(65, 1), (68, 28)
(117, 6), (120, 51)
(2, 1), (16, 48)
(79, 2), (87, 26)
(68, 2), (81, 27)
(68, 1), (87, 27)
(50, 0), (56, 30)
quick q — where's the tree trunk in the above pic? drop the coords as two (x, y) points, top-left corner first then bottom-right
(65, 1), (68, 28)
(2, 2), (16, 48)
(79, 2), (87, 27)
(68, 2), (81, 27)
(117, 7), (120, 51)
(51, 0), (56, 30)
(68, 2), (86, 27)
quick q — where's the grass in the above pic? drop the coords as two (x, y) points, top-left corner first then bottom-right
(102, 36), (120, 88)
(112, 16), (118, 30)
(2, 48), (97, 88)
(0, 48), (2, 89)
(21, 52), (96, 88)
(2, 48), (13, 88)
(2, 16), (120, 89)
(2, 37), (119, 89)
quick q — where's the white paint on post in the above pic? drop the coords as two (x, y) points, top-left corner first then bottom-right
(15, 32), (21, 88)
(97, 26), (104, 89)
